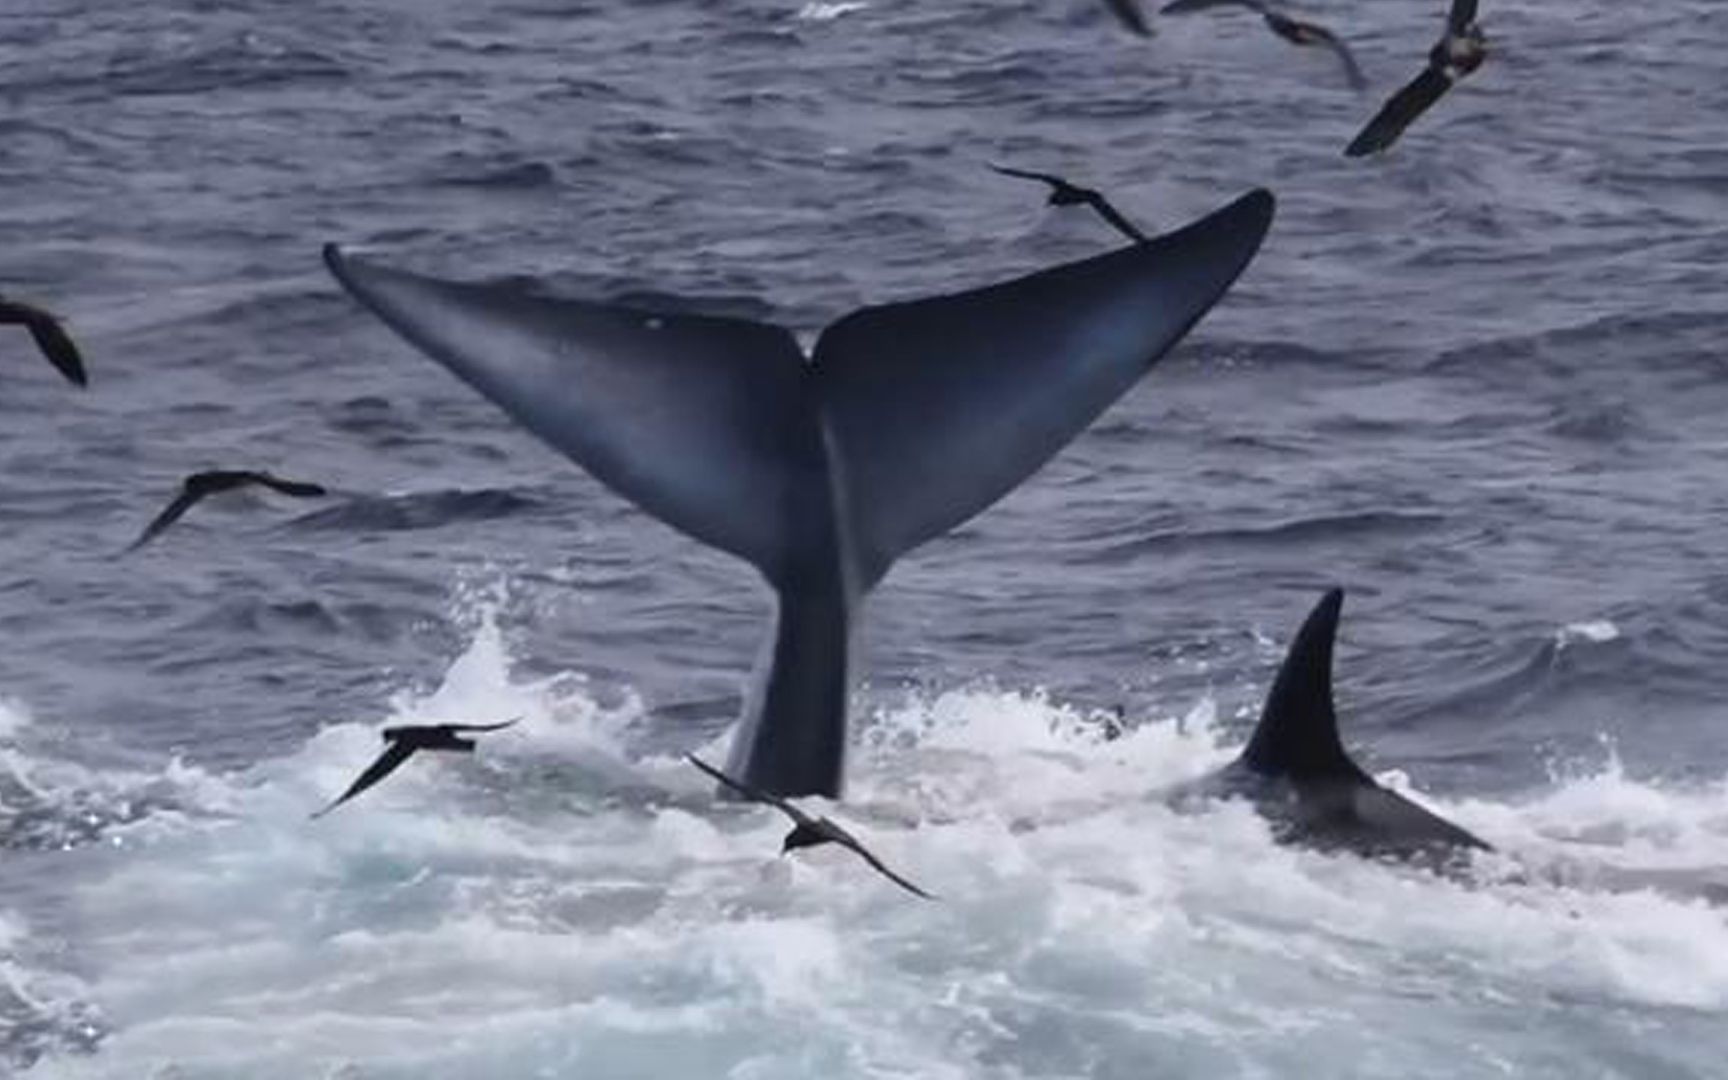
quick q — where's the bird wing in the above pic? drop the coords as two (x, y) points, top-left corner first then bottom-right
(1307, 24), (1368, 90)
(1161, 0), (1266, 14)
(1344, 65), (1451, 157)
(126, 487), (205, 551)
(1081, 193), (1152, 244)
(311, 740), (418, 818)
(252, 474), (328, 498)
(686, 754), (813, 827)
(827, 821), (937, 900)
(989, 163), (1064, 187)
(994, 163), (1148, 243)
(1102, 0), (1153, 36)
(1447, 0), (1478, 34)
(440, 718), (521, 734)
(15, 309), (88, 387)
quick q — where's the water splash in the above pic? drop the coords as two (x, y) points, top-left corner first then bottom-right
(11, 596), (1728, 1077)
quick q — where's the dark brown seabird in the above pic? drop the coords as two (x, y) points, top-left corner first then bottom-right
(1160, 0), (1365, 90)
(990, 163), (1152, 244)
(312, 720), (520, 819)
(127, 470), (328, 551)
(688, 754), (936, 900)
(1346, 0), (1486, 156)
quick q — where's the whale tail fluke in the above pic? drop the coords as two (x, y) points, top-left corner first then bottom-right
(325, 189), (1276, 797)
(323, 188), (1274, 589)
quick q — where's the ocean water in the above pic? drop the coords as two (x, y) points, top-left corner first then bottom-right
(2, 0), (1726, 1075)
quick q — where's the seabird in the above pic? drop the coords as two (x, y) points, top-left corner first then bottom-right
(312, 719), (520, 818)
(1160, 0), (1365, 89)
(687, 754), (936, 900)
(0, 296), (88, 387)
(127, 470), (328, 551)
(990, 163), (1152, 243)
(1345, 0), (1485, 156)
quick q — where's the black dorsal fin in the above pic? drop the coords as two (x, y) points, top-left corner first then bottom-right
(1240, 588), (1369, 782)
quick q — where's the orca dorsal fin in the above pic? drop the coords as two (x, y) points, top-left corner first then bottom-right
(1240, 588), (1369, 782)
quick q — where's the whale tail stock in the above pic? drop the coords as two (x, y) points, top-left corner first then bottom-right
(324, 188), (1276, 798)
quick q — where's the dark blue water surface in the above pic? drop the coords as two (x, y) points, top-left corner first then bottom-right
(2, 1), (1727, 1076)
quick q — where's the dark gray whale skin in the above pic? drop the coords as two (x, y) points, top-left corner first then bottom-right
(1173, 591), (1728, 904)
(323, 188), (1274, 799)
(1175, 588), (1491, 868)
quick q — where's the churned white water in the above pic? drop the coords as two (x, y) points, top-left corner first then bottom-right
(5, 0), (1727, 1074)
(5, 596), (1724, 1079)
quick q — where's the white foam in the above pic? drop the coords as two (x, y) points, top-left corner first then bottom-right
(18, 596), (1728, 1077)
(794, 2), (871, 22)
(0, 699), (32, 741)
(1558, 618), (1621, 646)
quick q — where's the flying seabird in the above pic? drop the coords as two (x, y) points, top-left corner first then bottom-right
(1159, 0), (1365, 89)
(687, 754), (936, 900)
(1345, 0), (1485, 156)
(0, 296), (88, 387)
(990, 163), (1151, 244)
(1102, 0), (1154, 36)
(126, 470), (328, 551)
(312, 719), (520, 818)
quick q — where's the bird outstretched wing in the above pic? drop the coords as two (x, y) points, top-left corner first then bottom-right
(1160, 0), (1268, 14)
(1305, 23), (1367, 90)
(0, 300), (87, 387)
(1084, 192), (1152, 244)
(251, 473), (329, 498)
(687, 753), (814, 827)
(1447, 0), (1478, 35)
(990, 163), (1151, 243)
(989, 163), (1065, 187)
(126, 487), (203, 551)
(312, 740), (418, 818)
(826, 821), (937, 900)
(439, 718), (521, 734)
(1345, 65), (1451, 156)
